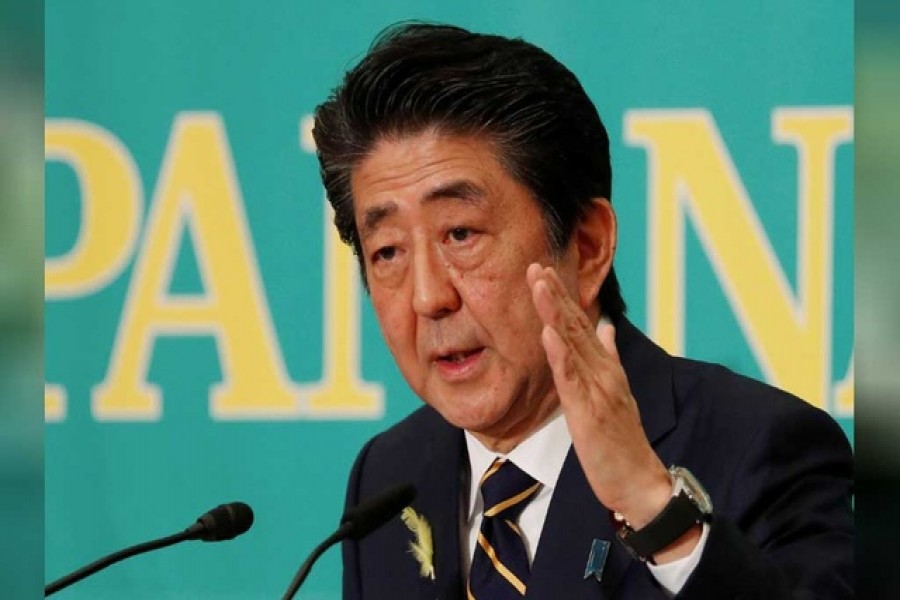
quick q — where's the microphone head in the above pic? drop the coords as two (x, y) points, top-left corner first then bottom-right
(189, 502), (254, 542)
(341, 484), (416, 541)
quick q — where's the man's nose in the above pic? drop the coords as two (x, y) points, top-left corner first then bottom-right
(411, 245), (461, 319)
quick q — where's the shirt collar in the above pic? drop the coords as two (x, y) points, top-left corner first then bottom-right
(463, 409), (571, 523)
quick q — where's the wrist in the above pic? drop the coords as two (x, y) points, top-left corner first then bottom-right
(613, 466), (713, 564)
(651, 522), (702, 564)
(612, 464), (672, 529)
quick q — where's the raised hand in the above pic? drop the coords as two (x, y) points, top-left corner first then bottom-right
(526, 262), (672, 530)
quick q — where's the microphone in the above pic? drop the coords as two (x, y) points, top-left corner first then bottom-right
(45, 501), (254, 596)
(281, 484), (415, 600)
(184, 501), (254, 541)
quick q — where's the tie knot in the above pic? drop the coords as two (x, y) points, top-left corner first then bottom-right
(479, 459), (541, 521)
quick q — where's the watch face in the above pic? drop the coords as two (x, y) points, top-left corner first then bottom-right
(671, 467), (713, 514)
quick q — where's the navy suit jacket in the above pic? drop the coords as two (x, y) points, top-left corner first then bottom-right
(342, 320), (853, 599)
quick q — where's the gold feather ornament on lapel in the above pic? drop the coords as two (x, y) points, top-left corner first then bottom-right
(401, 507), (435, 580)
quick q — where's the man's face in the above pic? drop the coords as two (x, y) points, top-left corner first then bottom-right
(351, 129), (582, 449)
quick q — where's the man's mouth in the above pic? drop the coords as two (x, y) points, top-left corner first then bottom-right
(436, 349), (483, 364)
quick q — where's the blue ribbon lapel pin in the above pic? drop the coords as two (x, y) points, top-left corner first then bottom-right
(583, 538), (611, 582)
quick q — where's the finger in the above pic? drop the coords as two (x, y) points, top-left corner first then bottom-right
(597, 321), (621, 363)
(526, 262), (543, 290)
(532, 276), (595, 379)
(532, 279), (595, 388)
(534, 280), (598, 391)
(533, 267), (581, 329)
(539, 267), (609, 364)
(541, 324), (594, 411)
(541, 324), (574, 383)
(531, 276), (563, 331)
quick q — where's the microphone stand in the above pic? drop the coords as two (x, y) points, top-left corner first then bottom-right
(45, 529), (193, 596)
(45, 501), (253, 597)
(281, 522), (352, 600)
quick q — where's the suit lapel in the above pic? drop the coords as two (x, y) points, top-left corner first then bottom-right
(616, 318), (677, 447)
(526, 319), (678, 599)
(412, 415), (465, 600)
(526, 448), (634, 599)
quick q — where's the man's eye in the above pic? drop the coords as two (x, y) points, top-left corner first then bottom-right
(448, 228), (471, 242)
(373, 246), (397, 262)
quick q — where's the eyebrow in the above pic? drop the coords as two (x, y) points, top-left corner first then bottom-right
(359, 179), (486, 240)
(360, 203), (398, 240)
(423, 179), (485, 204)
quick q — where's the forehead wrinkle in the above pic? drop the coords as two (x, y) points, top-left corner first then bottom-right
(359, 179), (488, 241)
(354, 154), (465, 240)
(354, 133), (503, 242)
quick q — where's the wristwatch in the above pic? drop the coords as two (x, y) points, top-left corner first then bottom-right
(613, 466), (712, 564)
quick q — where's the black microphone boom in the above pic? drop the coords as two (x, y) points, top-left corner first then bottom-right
(281, 484), (416, 600)
(44, 501), (254, 596)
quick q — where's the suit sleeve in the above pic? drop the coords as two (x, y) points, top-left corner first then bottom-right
(677, 402), (853, 599)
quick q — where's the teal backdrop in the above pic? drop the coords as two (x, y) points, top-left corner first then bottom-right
(45, 2), (853, 598)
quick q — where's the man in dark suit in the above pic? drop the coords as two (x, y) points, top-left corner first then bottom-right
(312, 23), (853, 599)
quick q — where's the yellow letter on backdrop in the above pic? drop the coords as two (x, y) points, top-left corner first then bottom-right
(93, 112), (303, 420)
(45, 119), (144, 421)
(625, 108), (852, 411)
(303, 201), (384, 418)
(773, 108), (854, 414)
(298, 118), (384, 418)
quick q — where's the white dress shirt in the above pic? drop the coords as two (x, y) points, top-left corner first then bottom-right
(461, 410), (709, 597)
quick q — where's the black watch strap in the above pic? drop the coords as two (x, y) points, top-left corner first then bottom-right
(618, 490), (703, 560)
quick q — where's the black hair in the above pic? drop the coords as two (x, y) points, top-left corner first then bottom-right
(313, 22), (626, 320)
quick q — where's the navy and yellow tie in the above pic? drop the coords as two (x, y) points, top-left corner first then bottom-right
(468, 459), (542, 599)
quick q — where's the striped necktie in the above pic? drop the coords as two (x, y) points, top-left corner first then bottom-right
(468, 459), (542, 599)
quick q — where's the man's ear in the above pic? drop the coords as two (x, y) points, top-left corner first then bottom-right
(574, 198), (617, 310)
